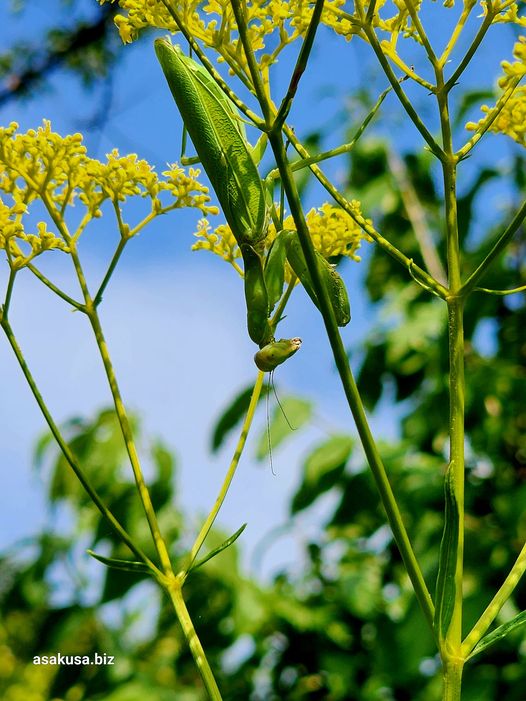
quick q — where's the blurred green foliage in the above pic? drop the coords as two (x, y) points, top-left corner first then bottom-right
(1, 133), (525, 699)
(1, 5), (525, 697)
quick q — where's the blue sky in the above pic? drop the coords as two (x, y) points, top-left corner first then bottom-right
(0, 1), (522, 583)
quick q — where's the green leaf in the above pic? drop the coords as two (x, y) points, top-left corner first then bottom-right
(434, 463), (460, 642)
(189, 523), (247, 572)
(291, 435), (353, 514)
(468, 610), (526, 660)
(87, 550), (152, 575)
(255, 396), (312, 460)
(211, 384), (269, 452)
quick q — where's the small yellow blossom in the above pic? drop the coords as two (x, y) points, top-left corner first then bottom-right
(0, 121), (217, 269)
(273, 202), (372, 262)
(192, 218), (242, 273)
(100, 0), (350, 76)
(466, 37), (526, 147)
(193, 202), (371, 280)
(487, 0), (526, 27)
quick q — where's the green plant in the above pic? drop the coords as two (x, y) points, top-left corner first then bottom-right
(1, 0), (525, 699)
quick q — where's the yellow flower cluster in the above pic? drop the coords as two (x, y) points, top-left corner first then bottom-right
(466, 37), (526, 147)
(192, 202), (371, 278)
(488, 0), (526, 27)
(0, 121), (216, 269)
(100, 0), (349, 75)
(192, 218), (243, 274)
(279, 201), (372, 260)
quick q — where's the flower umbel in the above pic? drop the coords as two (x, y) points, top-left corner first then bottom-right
(0, 121), (217, 269)
(193, 202), (371, 279)
(466, 37), (526, 147)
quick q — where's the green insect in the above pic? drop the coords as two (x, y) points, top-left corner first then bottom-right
(240, 242), (273, 347)
(155, 38), (268, 249)
(254, 337), (302, 372)
(155, 40), (349, 374)
(281, 230), (351, 327)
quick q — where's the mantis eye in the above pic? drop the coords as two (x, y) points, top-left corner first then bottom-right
(254, 337), (302, 372)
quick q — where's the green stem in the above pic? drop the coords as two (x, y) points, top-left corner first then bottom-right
(229, 0), (273, 126)
(461, 540), (526, 656)
(168, 582), (223, 700)
(387, 147), (447, 285)
(93, 237), (127, 306)
(86, 304), (174, 575)
(67, 245), (174, 576)
(283, 125), (448, 299)
(272, 0), (325, 131)
(26, 263), (85, 311)
(402, 0), (438, 68)
(474, 284), (526, 296)
(439, 0), (477, 68)
(269, 128), (435, 634)
(160, 0), (265, 129)
(266, 86), (390, 182)
(270, 276), (296, 333)
(443, 658), (464, 701)
(2, 267), (16, 319)
(461, 199), (526, 296)
(437, 77), (465, 691)
(0, 317), (156, 570)
(185, 371), (265, 572)
(360, 17), (444, 160)
(456, 76), (523, 160)
(444, 9), (494, 90)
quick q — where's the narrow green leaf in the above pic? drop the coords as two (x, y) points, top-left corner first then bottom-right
(189, 524), (247, 572)
(211, 384), (269, 453)
(87, 550), (151, 574)
(434, 463), (459, 641)
(255, 396), (312, 460)
(468, 611), (526, 660)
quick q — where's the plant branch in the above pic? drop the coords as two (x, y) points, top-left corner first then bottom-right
(93, 237), (127, 306)
(67, 246), (174, 577)
(461, 540), (526, 656)
(474, 284), (525, 296)
(268, 128), (436, 634)
(0, 317), (156, 571)
(283, 125), (448, 299)
(439, 0), (477, 68)
(266, 86), (391, 182)
(184, 371), (265, 574)
(1, 267), (17, 320)
(160, 0), (266, 129)
(85, 302), (174, 576)
(272, 0), (326, 132)
(461, 199), (526, 296)
(360, 19), (444, 160)
(168, 582), (223, 700)
(25, 263), (85, 311)
(456, 76), (523, 161)
(229, 0), (273, 126)
(444, 9), (494, 91)
(161, 0), (265, 129)
(402, 0), (438, 68)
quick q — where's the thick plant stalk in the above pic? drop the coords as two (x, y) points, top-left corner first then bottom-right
(230, 0), (435, 634)
(436, 74), (465, 701)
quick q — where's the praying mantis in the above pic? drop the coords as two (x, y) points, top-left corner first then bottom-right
(154, 38), (350, 372)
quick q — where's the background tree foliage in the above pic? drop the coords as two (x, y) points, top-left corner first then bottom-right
(1, 2), (525, 700)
